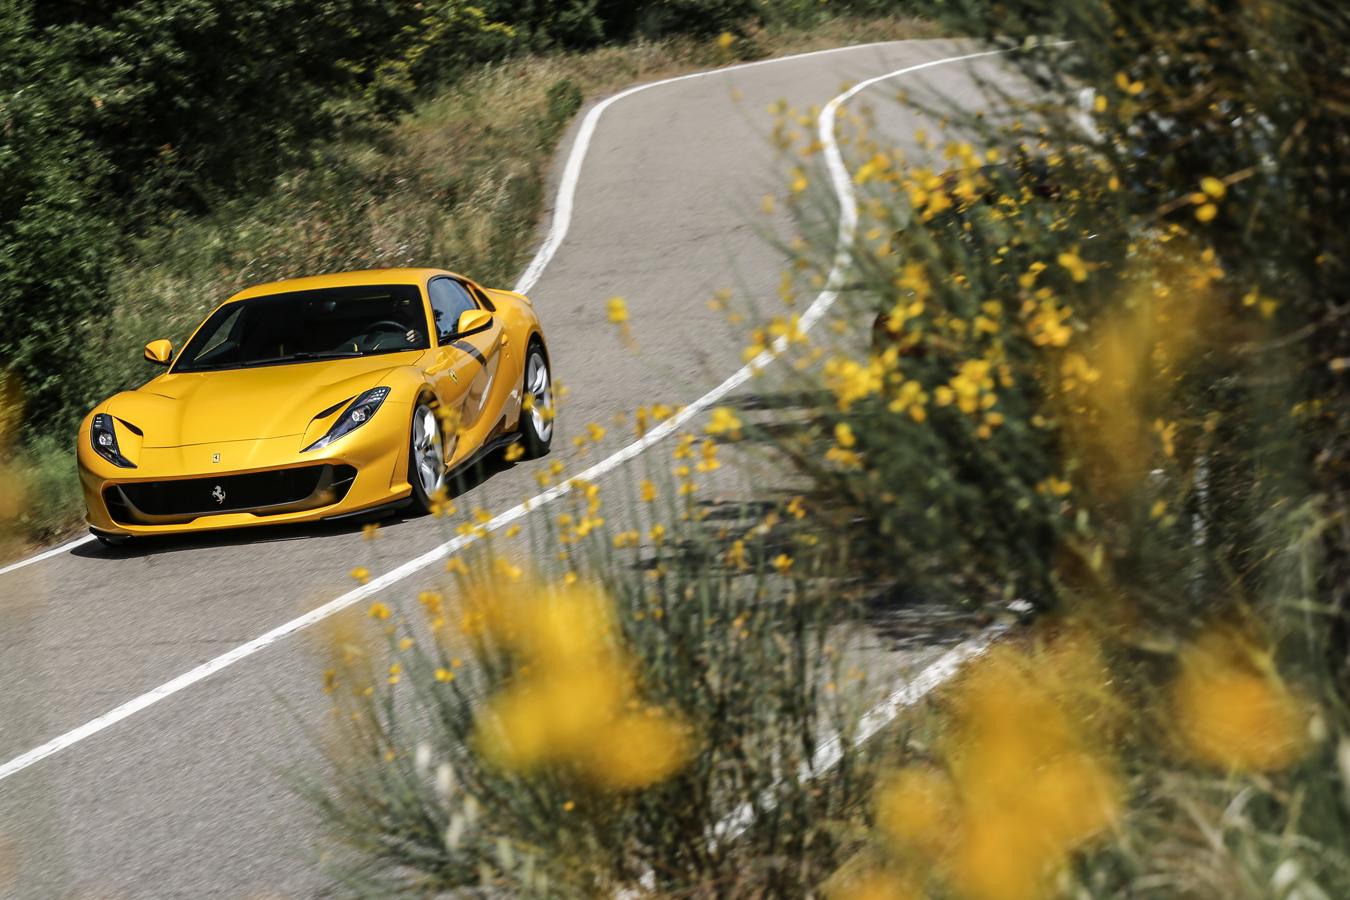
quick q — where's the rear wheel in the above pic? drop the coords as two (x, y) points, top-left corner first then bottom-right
(407, 401), (445, 514)
(518, 341), (553, 459)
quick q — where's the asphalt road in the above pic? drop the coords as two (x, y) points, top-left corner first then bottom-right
(0, 39), (1028, 898)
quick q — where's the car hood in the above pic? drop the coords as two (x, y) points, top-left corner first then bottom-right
(107, 354), (416, 448)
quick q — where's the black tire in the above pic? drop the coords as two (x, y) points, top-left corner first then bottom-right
(407, 400), (446, 515)
(518, 339), (554, 459)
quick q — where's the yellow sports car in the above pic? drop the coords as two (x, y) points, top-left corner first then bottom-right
(77, 268), (553, 544)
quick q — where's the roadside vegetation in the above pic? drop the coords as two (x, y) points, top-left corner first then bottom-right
(305, 0), (1350, 897)
(0, 0), (933, 550)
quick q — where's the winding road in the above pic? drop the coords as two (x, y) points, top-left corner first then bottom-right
(0, 38), (1027, 897)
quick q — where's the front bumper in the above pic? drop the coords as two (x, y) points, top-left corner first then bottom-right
(78, 410), (414, 537)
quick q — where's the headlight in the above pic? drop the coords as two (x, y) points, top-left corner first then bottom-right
(91, 413), (135, 468)
(303, 387), (391, 452)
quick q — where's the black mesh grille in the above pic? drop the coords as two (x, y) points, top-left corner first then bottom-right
(107, 465), (356, 524)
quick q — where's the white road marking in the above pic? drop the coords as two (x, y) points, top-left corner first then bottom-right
(710, 623), (1006, 845)
(0, 44), (1008, 783)
(0, 534), (95, 578)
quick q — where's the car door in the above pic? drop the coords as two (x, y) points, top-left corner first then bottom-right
(424, 276), (505, 468)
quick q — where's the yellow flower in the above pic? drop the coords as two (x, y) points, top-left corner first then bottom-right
(771, 554), (793, 574)
(368, 601), (391, 620)
(1017, 260), (1046, 290)
(469, 580), (696, 791)
(1199, 176), (1226, 199)
(823, 356), (885, 411)
(1195, 202), (1218, 222)
(445, 557), (468, 576)
(1114, 71), (1144, 95)
(1172, 630), (1311, 772)
(786, 496), (806, 519)
(477, 667), (629, 771)
(948, 359), (996, 415)
(493, 556), (523, 582)
(825, 447), (862, 468)
(606, 296), (629, 324)
(1026, 298), (1073, 347)
(946, 808), (1058, 900)
(399, 637), (414, 650)
(387, 663), (401, 685)
(577, 710), (693, 790)
(834, 422), (856, 448)
(350, 566), (370, 585)
(726, 540), (748, 570)
(639, 479), (658, 503)
(587, 422), (606, 443)
(361, 522), (379, 540)
(504, 442), (525, 462)
(706, 406), (743, 438)
(716, 31), (735, 51)
(435, 668), (455, 682)
(875, 766), (957, 857)
(901, 638), (1123, 900)
(1037, 476), (1072, 497)
(696, 439), (720, 473)
(1056, 250), (1089, 283)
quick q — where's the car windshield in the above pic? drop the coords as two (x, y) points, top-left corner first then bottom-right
(173, 284), (429, 373)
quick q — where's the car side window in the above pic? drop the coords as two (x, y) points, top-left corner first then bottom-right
(428, 277), (479, 343)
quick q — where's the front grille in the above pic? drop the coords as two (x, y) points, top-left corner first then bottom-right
(106, 465), (357, 525)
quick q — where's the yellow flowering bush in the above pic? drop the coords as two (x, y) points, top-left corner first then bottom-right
(469, 580), (694, 790)
(863, 636), (1122, 900)
(1171, 628), (1312, 773)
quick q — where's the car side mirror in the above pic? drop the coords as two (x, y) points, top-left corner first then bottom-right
(455, 309), (493, 336)
(144, 339), (173, 365)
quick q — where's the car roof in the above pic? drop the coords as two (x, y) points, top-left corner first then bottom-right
(226, 268), (460, 303)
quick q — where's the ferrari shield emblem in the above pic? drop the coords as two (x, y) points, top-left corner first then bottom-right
(212, 452), (221, 464)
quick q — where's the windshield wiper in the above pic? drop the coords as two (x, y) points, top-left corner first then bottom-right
(178, 350), (368, 372)
(236, 350), (364, 367)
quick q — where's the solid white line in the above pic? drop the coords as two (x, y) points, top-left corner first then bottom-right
(512, 39), (957, 296)
(0, 43), (1007, 783)
(709, 623), (1006, 845)
(0, 534), (95, 578)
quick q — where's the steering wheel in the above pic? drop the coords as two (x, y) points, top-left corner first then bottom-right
(360, 320), (417, 352)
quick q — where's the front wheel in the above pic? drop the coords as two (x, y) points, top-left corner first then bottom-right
(407, 402), (446, 514)
(517, 342), (554, 459)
